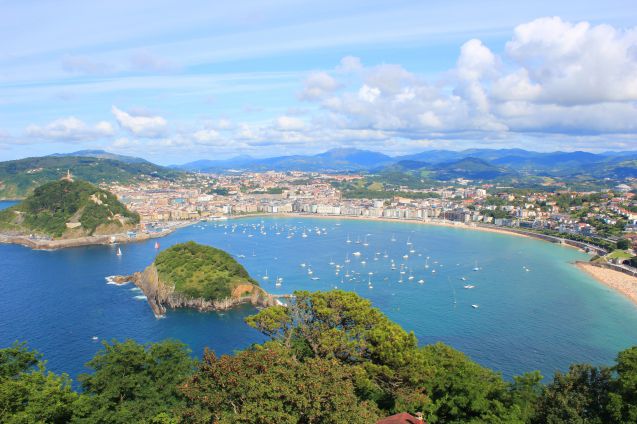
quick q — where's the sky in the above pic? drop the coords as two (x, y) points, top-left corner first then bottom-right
(1, 0), (637, 165)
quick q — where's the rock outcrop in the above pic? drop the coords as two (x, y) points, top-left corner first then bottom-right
(127, 264), (278, 317)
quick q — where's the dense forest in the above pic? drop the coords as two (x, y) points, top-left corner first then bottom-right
(0, 179), (139, 237)
(2, 290), (636, 423)
(155, 242), (257, 301)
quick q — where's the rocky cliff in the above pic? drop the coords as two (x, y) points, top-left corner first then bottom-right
(121, 264), (278, 317)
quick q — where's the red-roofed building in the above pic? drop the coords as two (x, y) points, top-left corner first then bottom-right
(376, 412), (425, 423)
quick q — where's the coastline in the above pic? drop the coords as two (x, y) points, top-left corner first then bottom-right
(230, 213), (637, 306)
(232, 212), (592, 249)
(576, 262), (637, 307)
(5, 210), (630, 308)
(0, 220), (195, 250)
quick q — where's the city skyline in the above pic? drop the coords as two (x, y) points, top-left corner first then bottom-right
(2, 0), (637, 164)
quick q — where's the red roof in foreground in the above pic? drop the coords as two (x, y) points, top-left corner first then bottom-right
(376, 412), (425, 424)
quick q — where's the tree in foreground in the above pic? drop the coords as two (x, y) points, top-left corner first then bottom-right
(72, 339), (195, 423)
(2, 290), (637, 423)
(180, 343), (380, 423)
(0, 342), (77, 423)
(244, 290), (534, 423)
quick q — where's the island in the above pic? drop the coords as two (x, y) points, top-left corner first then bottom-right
(0, 175), (143, 249)
(115, 241), (278, 316)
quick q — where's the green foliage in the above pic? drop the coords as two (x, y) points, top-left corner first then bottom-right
(73, 339), (195, 423)
(609, 346), (637, 422)
(3, 291), (637, 423)
(0, 156), (180, 198)
(246, 290), (521, 420)
(181, 344), (379, 423)
(266, 187), (285, 194)
(616, 239), (631, 250)
(207, 188), (229, 196)
(0, 343), (77, 423)
(532, 364), (613, 424)
(481, 208), (512, 219)
(0, 179), (139, 237)
(0, 342), (39, 379)
(508, 371), (544, 422)
(155, 241), (256, 301)
(417, 342), (523, 423)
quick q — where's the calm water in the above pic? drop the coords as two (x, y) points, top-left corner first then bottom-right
(2, 200), (637, 382)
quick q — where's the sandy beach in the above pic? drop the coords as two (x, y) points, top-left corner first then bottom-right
(232, 212), (537, 239)
(576, 262), (637, 307)
(231, 213), (637, 304)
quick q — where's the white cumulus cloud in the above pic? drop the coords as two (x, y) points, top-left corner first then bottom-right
(276, 116), (306, 131)
(504, 17), (637, 104)
(299, 72), (340, 100)
(111, 106), (167, 138)
(26, 117), (114, 141)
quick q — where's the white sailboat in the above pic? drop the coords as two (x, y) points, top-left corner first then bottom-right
(473, 261), (480, 271)
(116, 247), (122, 256)
(262, 269), (269, 281)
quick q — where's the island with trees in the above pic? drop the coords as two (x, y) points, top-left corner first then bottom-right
(121, 241), (278, 316)
(2, 289), (636, 423)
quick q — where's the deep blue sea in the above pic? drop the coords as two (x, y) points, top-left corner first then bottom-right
(2, 200), (637, 382)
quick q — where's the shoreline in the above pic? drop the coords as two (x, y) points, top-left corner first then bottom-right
(576, 262), (637, 307)
(231, 212), (593, 251)
(229, 213), (637, 305)
(4, 211), (630, 308)
(0, 220), (195, 250)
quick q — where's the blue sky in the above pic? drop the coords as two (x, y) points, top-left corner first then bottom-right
(1, 0), (637, 164)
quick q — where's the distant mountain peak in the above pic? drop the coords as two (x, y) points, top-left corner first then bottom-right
(49, 150), (149, 164)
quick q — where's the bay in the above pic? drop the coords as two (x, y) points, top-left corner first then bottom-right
(1, 200), (636, 382)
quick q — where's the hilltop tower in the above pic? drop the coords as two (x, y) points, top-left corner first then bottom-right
(61, 169), (74, 182)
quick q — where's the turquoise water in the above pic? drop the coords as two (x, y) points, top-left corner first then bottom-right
(1, 200), (637, 381)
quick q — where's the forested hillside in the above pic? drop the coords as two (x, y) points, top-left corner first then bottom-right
(0, 155), (181, 198)
(0, 179), (139, 237)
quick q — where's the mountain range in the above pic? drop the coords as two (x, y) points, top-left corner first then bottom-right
(172, 147), (637, 178)
(0, 148), (635, 198)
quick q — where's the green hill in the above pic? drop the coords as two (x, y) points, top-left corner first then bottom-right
(0, 155), (181, 199)
(154, 242), (258, 301)
(0, 179), (139, 238)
